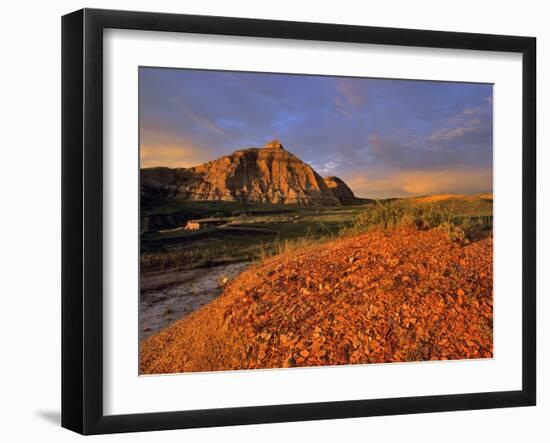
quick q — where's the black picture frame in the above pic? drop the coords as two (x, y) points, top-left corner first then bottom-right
(61, 8), (536, 435)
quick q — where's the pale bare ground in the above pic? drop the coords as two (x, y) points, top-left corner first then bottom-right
(140, 262), (251, 340)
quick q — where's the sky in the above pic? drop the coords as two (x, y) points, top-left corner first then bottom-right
(139, 67), (493, 199)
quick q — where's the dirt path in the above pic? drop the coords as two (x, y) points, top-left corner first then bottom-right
(140, 262), (251, 340)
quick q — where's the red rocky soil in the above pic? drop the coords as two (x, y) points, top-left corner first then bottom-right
(140, 227), (493, 374)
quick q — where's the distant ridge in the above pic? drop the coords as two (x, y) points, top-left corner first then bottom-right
(141, 141), (359, 206)
(411, 193), (493, 204)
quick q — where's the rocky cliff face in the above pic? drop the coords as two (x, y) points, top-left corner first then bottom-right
(141, 140), (355, 206)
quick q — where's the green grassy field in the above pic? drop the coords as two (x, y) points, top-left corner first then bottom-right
(141, 195), (493, 275)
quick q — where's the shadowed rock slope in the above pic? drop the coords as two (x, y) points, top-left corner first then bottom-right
(323, 176), (357, 205)
(141, 140), (353, 206)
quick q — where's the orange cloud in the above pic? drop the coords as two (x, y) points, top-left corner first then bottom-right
(336, 79), (368, 107)
(140, 143), (211, 168)
(346, 168), (492, 199)
(139, 126), (213, 168)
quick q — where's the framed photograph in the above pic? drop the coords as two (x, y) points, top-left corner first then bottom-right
(62, 8), (536, 435)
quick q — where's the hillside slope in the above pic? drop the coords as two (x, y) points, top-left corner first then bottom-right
(323, 176), (357, 204)
(411, 193), (493, 204)
(141, 227), (493, 374)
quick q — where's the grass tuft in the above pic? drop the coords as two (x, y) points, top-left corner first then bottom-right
(344, 200), (492, 243)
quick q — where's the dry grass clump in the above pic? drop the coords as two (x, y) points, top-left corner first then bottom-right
(345, 200), (492, 244)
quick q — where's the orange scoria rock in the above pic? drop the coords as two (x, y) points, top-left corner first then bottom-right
(140, 227), (493, 374)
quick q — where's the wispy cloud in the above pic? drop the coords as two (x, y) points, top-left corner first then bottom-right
(171, 98), (227, 137)
(333, 96), (353, 119)
(336, 78), (368, 107)
(368, 103), (492, 171)
(463, 107), (481, 115)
